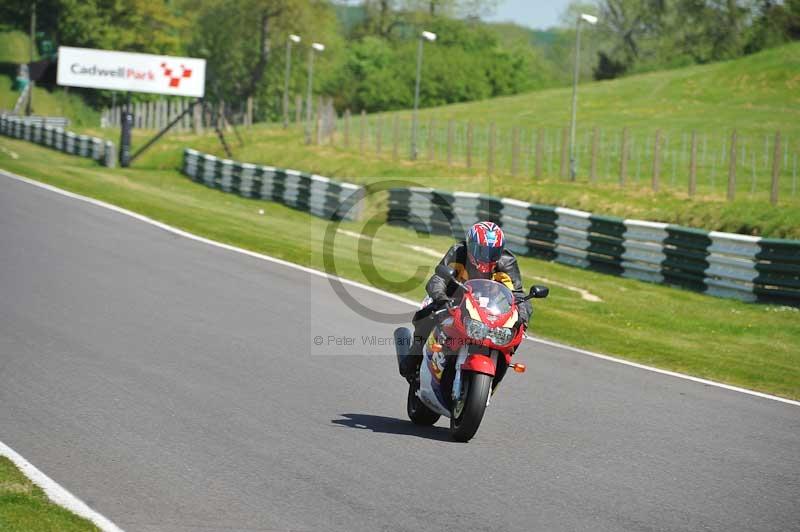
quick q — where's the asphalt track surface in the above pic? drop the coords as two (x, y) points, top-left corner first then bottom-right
(1, 173), (799, 532)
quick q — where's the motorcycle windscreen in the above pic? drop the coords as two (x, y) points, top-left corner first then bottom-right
(463, 279), (513, 316)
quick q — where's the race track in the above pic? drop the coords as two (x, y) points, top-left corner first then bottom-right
(1, 172), (798, 532)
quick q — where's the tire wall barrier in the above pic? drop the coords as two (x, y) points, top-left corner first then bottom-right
(387, 187), (800, 305)
(1, 115), (115, 168)
(182, 149), (364, 221)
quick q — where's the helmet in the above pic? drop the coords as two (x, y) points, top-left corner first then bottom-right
(466, 221), (504, 274)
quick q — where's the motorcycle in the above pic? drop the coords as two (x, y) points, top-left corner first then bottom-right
(395, 264), (549, 442)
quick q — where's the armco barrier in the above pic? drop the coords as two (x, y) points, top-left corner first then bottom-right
(182, 149), (364, 221)
(386, 187), (800, 305)
(0, 115), (115, 168)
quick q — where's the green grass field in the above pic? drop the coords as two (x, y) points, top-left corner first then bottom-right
(2, 136), (798, 400)
(0, 457), (98, 532)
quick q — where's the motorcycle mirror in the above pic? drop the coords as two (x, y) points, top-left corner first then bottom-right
(530, 285), (549, 299)
(435, 264), (456, 280)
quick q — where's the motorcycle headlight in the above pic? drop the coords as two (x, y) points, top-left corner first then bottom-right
(487, 327), (514, 346)
(465, 318), (489, 340)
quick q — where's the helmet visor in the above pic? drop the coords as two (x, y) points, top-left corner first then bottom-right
(468, 240), (503, 265)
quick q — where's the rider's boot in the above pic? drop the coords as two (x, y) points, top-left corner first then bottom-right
(400, 337), (424, 382)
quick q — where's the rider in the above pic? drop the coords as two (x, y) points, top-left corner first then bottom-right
(400, 221), (532, 380)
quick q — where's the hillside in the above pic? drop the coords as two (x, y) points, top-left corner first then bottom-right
(0, 30), (99, 126)
(2, 30), (798, 236)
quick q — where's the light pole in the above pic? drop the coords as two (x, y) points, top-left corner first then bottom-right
(283, 34), (301, 129)
(411, 30), (436, 160)
(305, 42), (325, 145)
(569, 13), (598, 181)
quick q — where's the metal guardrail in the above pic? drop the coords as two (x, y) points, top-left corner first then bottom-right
(0, 115), (114, 167)
(182, 149), (364, 221)
(387, 187), (800, 305)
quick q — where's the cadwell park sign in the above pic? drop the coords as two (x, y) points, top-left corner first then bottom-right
(57, 46), (206, 98)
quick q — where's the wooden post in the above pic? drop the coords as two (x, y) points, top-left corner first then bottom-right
(511, 126), (520, 177)
(392, 116), (399, 160)
(590, 127), (599, 182)
(466, 122), (474, 169)
(560, 127), (569, 179)
(246, 97), (253, 127)
(620, 127), (629, 186)
(652, 129), (661, 191)
(360, 110), (366, 154)
(193, 102), (202, 135)
(218, 101), (225, 131)
(689, 130), (698, 197)
(447, 120), (454, 166)
(344, 109), (351, 148)
(376, 116), (383, 155)
(488, 123), (496, 175)
(427, 118), (435, 161)
(535, 128), (544, 179)
(771, 130), (782, 205)
(295, 94), (302, 124)
(728, 130), (737, 201)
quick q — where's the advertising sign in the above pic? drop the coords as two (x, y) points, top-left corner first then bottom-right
(57, 46), (205, 98)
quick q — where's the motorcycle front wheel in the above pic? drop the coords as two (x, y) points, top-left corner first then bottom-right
(450, 372), (492, 442)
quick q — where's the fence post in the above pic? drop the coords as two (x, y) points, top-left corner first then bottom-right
(447, 120), (454, 166)
(376, 116), (383, 155)
(360, 110), (366, 154)
(535, 128), (544, 179)
(560, 127), (569, 179)
(487, 123), (496, 175)
(652, 129), (661, 191)
(427, 118), (435, 161)
(295, 94), (302, 124)
(771, 130), (782, 205)
(728, 130), (737, 201)
(344, 109), (351, 148)
(246, 97), (253, 127)
(193, 102), (203, 135)
(689, 130), (698, 197)
(590, 127), (599, 182)
(392, 116), (399, 160)
(466, 122), (474, 169)
(511, 126), (520, 177)
(620, 127), (629, 186)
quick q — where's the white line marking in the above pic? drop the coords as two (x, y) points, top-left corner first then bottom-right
(2, 168), (798, 408)
(0, 441), (125, 532)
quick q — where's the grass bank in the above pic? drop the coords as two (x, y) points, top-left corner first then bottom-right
(2, 136), (798, 400)
(0, 457), (98, 531)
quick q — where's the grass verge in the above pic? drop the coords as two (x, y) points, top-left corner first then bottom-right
(0, 457), (98, 532)
(1, 136), (799, 400)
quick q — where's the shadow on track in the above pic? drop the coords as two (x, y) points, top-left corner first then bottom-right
(331, 413), (454, 442)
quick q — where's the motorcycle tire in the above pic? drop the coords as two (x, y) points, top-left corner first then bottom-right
(450, 372), (492, 442)
(407, 379), (440, 426)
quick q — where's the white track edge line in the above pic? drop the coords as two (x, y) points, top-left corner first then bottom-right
(0, 441), (125, 532)
(3, 168), (798, 408)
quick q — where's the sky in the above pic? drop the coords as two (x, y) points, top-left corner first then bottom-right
(484, 0), (574, 30)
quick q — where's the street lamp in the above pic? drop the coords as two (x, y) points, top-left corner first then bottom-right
(305, 42), (325, 144)
(411, 30), (437, 160)
(283, 34), (301, 129)
(569, 13), (598, 181)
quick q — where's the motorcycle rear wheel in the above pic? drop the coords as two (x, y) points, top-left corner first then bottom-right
(450, 372), (492, 442)
(407, 379), (440, 426)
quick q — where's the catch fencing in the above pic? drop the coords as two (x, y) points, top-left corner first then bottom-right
(181, 149), (364, 221)
(387, 187), (800, 305)
(0, 115), (115, 167)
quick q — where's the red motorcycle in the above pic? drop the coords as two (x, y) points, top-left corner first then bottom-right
(395, 264), (549, 442)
